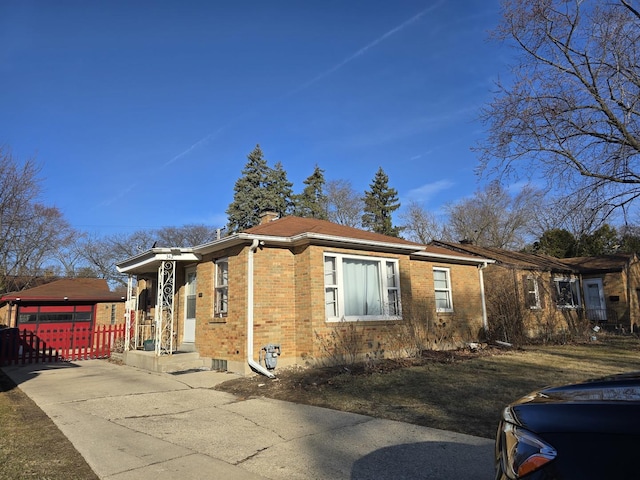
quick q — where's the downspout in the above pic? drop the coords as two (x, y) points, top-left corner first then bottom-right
(7, 301), (13, 328)
(247, 238), (276, 378)
(478, 262), (489, 334)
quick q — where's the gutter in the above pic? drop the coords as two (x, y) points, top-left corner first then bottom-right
(247, 238), (275, 378)
(478, 262), (489, 333)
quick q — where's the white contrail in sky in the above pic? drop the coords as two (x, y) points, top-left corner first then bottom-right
(283, 1), (444, 98)
(163, 126), (226, 167)
(169, 2), (443, 163)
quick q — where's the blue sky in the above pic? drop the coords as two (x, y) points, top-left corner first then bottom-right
(1, 1), (510, 236)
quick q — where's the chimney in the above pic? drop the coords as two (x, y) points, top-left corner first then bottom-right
(259, 211), (279, 225)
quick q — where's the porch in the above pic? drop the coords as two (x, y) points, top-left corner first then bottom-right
(123, 349), (209, 373)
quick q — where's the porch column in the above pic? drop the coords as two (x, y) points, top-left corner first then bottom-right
(155, 260), (176, 355)
(124, 275), (136, 351)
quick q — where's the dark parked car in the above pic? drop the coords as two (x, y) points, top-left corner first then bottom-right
(495, 371), (640, 479)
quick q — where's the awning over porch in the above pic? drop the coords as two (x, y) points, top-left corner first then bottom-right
(116, 248), (201, 276)
(117, 248), (201, 357)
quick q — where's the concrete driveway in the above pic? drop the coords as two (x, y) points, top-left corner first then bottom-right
(2, 360), (494, 479)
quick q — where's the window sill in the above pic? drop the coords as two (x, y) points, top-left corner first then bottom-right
(326, 316), (402, 323)
(208, 317), (227, 324)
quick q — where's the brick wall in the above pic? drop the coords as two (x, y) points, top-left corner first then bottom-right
(143, 243), (490, 375)
(94, 301), (127, 326)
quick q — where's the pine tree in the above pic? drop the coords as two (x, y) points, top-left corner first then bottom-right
(293, 165), (328, 219)
(226, 145), (271, 233)
(264, 161), (294, 218)
(362, 167), (401, 236)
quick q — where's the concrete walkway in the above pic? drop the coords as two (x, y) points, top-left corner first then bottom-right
(2, 360), (494, 479)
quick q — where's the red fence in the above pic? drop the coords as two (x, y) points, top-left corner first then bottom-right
(0, 324), (128, 366)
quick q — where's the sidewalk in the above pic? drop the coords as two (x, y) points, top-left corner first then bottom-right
(3, 360), (494, 479)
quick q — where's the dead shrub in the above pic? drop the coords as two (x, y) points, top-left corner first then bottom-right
(314, 319), (363, 367)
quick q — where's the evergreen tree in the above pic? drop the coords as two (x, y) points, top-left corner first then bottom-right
(226, 145), (271, 233)
(294, 165), (328, 219)
(264, 161), (294, 218)
(533, 229), (577, 257)
(362, 167), (401, 236)
(576, 224), (619, 256)
(619, 225), (640, 255)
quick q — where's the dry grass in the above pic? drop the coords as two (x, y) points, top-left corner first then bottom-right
(0, 369), (99, 480)
(216, 334), (640, 439)
(1, 334), (638, 478)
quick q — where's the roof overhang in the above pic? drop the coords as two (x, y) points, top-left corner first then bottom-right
(194, 232), (426, 255)
(117, 233), (496, 274)
(1, 295), (125, 303)
(411, 251), (496, 266)
(116, 248), (201, 275)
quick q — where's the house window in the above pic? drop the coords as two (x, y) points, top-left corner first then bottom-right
(554, 277), (580, 308)
(433, 267), (453, 312)
(323, 253), (401, 321)
(214, 258), (228, 317)
(525, 276), (541, 309)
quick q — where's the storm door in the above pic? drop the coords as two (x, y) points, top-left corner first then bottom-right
(184, 268), (197, 343)
(583, 278), (606, 322)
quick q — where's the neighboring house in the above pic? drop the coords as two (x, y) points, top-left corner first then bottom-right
(432, 241), (640, 337)
(116, 215), (493, 376)
(0, 278), (127, 331)
(562, 255), (640, 331)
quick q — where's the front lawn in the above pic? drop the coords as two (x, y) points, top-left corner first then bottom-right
(216, 334), (640, 439)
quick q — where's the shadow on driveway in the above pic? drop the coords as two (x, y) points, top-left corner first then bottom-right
(352, 441), (494, 479)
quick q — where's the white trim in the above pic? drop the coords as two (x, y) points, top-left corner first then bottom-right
(183, 267), (197, 343)
(213, 257), (229, 318)
(323, 252), (402, 322)
(553, 276), (581, 309)
(433, 267), (454, 313)
(525, 275), (541, 310)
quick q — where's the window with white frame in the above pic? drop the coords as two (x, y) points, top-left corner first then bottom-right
(214, 258), (228, 317)
(433, 267), (453, 312)
(323, 253), (401, 321)
(525, 275), (541, 309)
(554, 277), (580, 308)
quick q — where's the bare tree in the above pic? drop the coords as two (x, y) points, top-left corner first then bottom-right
(155, 224), (219, 247)
(78, 224), (221, 288)
(399, 202), (444, 244)
(444, 182), (542, 249)
(478, 0), (640, 220)
(0, 148), (76, 292)
(530, 194), (611, 241)
(326, 179), (363, 227)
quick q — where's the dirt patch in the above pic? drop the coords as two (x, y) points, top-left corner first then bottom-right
(218, 349), (486, 397)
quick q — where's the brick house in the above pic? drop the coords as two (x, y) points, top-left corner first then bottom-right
(433, 241), (640, 338)
(0, 278), (127, 331)
(562, 255), (640, 331)
(117, 216), (492, 376)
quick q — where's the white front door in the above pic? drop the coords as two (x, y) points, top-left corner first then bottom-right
(184, 268), (197, 343)
(583, 278), (606, 322)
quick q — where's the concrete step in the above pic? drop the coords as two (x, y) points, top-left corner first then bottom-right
(124, 350), (207, 373)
